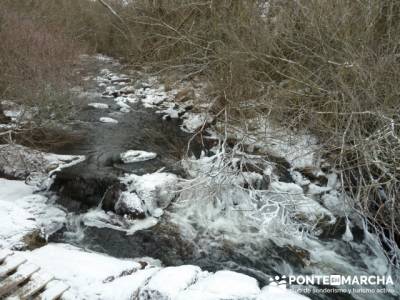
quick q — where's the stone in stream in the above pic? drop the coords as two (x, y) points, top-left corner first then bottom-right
(99, 117), (118, 124)
(51, 162), (122, 211)
(114, 191), (146, 219)
(88, 103), (109, 109)
(120, 150), (157, 163)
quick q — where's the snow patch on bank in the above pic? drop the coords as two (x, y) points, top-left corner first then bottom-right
(0, 179), (66, 249)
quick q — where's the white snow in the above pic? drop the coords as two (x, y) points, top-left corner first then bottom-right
(177, 270), (260, 300)
(120, 150), (157, 163)
(88, 103), (109, 109)
(257, 286), (310, 300)
(100, 117), (118, 124)
(0, 179), (66, 249)
(181, 112), (213, 133)
(20, 243), (158, 300)
(139, 265), (202, 299)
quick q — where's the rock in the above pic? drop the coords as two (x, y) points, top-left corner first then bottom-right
(119, 85), (135, 94)
(120, 173), (179, 215)
(51, 162), (122, 210)
(176, 270), (260, 300)
(120, 150), (157, 164)
(139, 265), (202, 300)
(175, 88), (195, 102)
(0, 106), (11, 123)
(100, 117), (118, 124)
(21, 230), (47, 251)
(88, 103), (109, 109)
(0, 144), (83, 180)
(72, 222), (195, 265)
(115, 191), (146, 219)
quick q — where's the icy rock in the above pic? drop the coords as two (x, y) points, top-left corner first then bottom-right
(103, 86), (117, 96)
(119, 85), (135, 94)
(120, 173), (178, 215)
(177, 270), (260, 300)
(88, 102), (109, 109)
(141, 89), (167, 107)
(138, 265), (202, 300)
(0, 144), (84, 180)
(270, 181), (303, 194)
(114, 97), (132, 112)
(115, 191), (146, 219)
(181, 112), (213, 133)
(307, 183), (331, 195)
(100, 117), (118, 124)
(120, 150), (157, 163)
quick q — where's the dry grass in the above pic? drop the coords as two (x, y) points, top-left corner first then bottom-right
(93, 0), (400, 255)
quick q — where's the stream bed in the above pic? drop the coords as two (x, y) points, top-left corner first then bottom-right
(44, 54), (399, 300)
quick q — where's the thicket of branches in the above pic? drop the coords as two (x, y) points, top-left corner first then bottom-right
(1, 0), (399, 254)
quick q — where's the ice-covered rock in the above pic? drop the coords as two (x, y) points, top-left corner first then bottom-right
(115, 191), (146, 219)
(100, 117), (119, 124)
(88, 102), (109, 109)
(114, 96), (132, 112)
(120, 172), (179, 215)
(181, 112), (213, 133)
(0, 144), (84, 181)
(138, 265), (203, 299)
(120, 150), (157, 163)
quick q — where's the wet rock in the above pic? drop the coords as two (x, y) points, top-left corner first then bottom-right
(72, 222), (196, 266)
(318, 217), (347, 240)
(266, 154), (293, 183)
(295, 166), (328, 186)
(51, 162), (122, 210)
(0, 107), (11, 123)
(269, 241), (311, 268)
(21, 230), (47, 251)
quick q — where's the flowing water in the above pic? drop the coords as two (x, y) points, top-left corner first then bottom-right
(48, 55), (399, 300)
